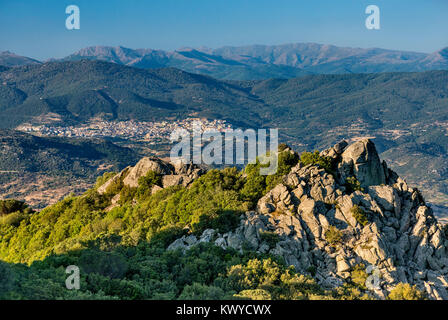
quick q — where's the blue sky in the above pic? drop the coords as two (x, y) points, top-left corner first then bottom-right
(1, 0), (447, 60)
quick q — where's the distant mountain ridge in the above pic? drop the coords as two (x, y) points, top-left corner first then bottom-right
(2, 43), (448, 79)
(0, 51), (41, 67)
(60, 43), (448, 79)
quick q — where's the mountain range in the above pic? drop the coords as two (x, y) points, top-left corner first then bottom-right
(0, 51), (40, 68)
(2, 43), (448, 80)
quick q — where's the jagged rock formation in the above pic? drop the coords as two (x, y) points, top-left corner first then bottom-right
(168, 139), (448, 300)
(337, 140), (387, 188)
(123, 158), (173, 188)
(97, 167), (131, 195)
(97, 157), (205, 209)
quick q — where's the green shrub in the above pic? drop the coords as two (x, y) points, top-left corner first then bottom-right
(221, 258), (324, 300)
(179, 283), (229, 300)
(192, 209), (241, 235)
(388, 283), (426, 300)
(235, 289), (272, 300)
(442, 224), (448, 238)
(0, 261), (15, 299)
(0, 200), (29, 216)
(0, 210), (29, 227)
(79, 250), (129, 279)
(118, 186), (137, 204)
(300, 151), (333, 174)
(345, 176), (363, 193)
(350, 205), (368, 227)
(149, 226), (188, 248)
(329, 284), (372, 300)
(265, 149), (300, 190)
(95, 172), (117, 190)
(324, 226), (343, 247)
(104, 171), (127, 197)
(259, 231), (280, 248)
(350, 264), (368, 289)
(306, 266), (317, 276)
(136, 171), (162, 200)
(241, 148), (299, 206)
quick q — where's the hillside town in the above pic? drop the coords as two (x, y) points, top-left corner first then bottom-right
(17, 118), (233, 142)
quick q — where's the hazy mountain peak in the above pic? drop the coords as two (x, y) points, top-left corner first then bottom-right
(418, 47), (448, 67)
(175, 47), (196, 52)
(67, 45), (142, 64)
(437, 47), (448, 58)
(0, 51), (41, 67)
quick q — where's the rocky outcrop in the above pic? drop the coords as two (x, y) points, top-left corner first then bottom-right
(161, 161), (205, 189)
(97, 167), (130, 195)
(168, 139), (448, 300)
(97, 157), (206, 205)
(123, 157), (173, 188)
(338, 139), (387, 189)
